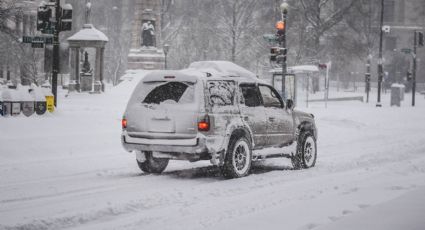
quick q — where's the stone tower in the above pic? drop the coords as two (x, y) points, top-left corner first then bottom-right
(127, 0), (165, 70)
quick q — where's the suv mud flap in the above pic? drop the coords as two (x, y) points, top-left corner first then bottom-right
(210, 149), (226, 166)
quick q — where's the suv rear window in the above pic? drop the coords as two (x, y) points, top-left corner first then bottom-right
(207, 80), (235, 106)
(143, 82), (194, 104)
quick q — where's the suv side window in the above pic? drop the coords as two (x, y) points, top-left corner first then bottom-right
(240, 84), (262, 107)
(207, 80), (236, 106)
(258, 85), (284, 108)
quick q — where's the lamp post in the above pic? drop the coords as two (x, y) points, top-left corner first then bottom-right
(376, 0), (384, 107)
(280, 1), (289, 99)
(163, 43), (170, 70)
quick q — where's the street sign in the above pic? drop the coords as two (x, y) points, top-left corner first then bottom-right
(22, 36), (53, 45)
(263, 34), (278, 43)
(401, 48), (412, 54)
(45, 37), (53, 44)
(31, 42), (44, 48)
(22, 36), (33, 43)
(32, 36), (45, 43)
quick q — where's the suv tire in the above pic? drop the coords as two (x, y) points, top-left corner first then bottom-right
(137, 151), (169, 174)
(222, 136), (252, 179)
(292, 131), (317, 170)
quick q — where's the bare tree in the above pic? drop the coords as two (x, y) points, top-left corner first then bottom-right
(296, 0), (356, 60)
(1, 0), (43, 85)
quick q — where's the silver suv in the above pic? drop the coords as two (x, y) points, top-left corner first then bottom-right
(122, 61), (317, 178)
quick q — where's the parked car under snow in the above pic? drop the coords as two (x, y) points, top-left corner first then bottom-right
(121, 61), (317, 178)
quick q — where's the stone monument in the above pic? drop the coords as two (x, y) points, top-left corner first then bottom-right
(67, 1), (108, 93)
(80, 52), (93, 92)
(127, 0), (165, 70)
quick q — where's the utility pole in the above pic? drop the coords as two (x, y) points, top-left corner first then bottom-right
(376, 0), (384, 107)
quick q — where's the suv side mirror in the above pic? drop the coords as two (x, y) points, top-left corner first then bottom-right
(286, 99), (295, 110)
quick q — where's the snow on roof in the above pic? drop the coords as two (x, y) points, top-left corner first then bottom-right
(188, 61), (257, 79)
(270, 65), (320, 74)
(288, 65), (319, 73)
(391, 83), (405, 88)
(67, 24), (109, 42)
(119, 69), (149, 82)
(62, 3), (72, 10)
(143, 70), (201, 83)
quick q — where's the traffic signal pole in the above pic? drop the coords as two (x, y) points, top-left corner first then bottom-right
(281, 8), (287, 99)
(377, 0), (384, 107)
(412, 30), (417, 107)
(52, 0), (60, 107)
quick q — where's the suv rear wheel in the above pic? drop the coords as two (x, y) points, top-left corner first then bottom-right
(137, 151), (169, 174)
(222, 136), (252, 179)
(292, 131), (317, 170)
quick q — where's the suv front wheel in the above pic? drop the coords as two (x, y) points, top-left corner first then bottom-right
(222, 136), (252, 179)
(137, 151), (169, 174)
(292, 131), (317, 170)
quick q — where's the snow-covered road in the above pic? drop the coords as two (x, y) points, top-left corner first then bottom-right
(1, 79), (425, 230)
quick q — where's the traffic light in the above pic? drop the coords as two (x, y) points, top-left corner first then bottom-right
(37, 6), (52, 32)
(406, 71), (412, 81)
(276, 21), (285, 32)
(318, 64), (327, 70)
(365, 73), (371, 92)
(417, 31), (424, 47)
(278, 48), (287, 64)
(60, 4), (73, 31)
(275, 21), (285, 43)
(270, 47), (279, 62)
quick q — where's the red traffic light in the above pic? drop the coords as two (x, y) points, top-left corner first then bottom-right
(318, 64), (327, 70)
(275, 21), (285, 31)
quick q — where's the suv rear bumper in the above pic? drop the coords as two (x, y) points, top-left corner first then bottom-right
(121, 131), (209, 157)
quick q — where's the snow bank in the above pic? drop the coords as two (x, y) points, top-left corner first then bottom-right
(1, 87), (19, 101)
(30, 84), (47, 101)
(17, 85), (34, 102)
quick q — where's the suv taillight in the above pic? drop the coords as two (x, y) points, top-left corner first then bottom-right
(122, 118), (127, 129)
(198, 115), (210, 132)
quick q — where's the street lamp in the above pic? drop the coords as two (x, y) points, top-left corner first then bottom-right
(280, 1), (289, 14)
(163, 43), (170, 70)
(280, 1), (289, 99)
